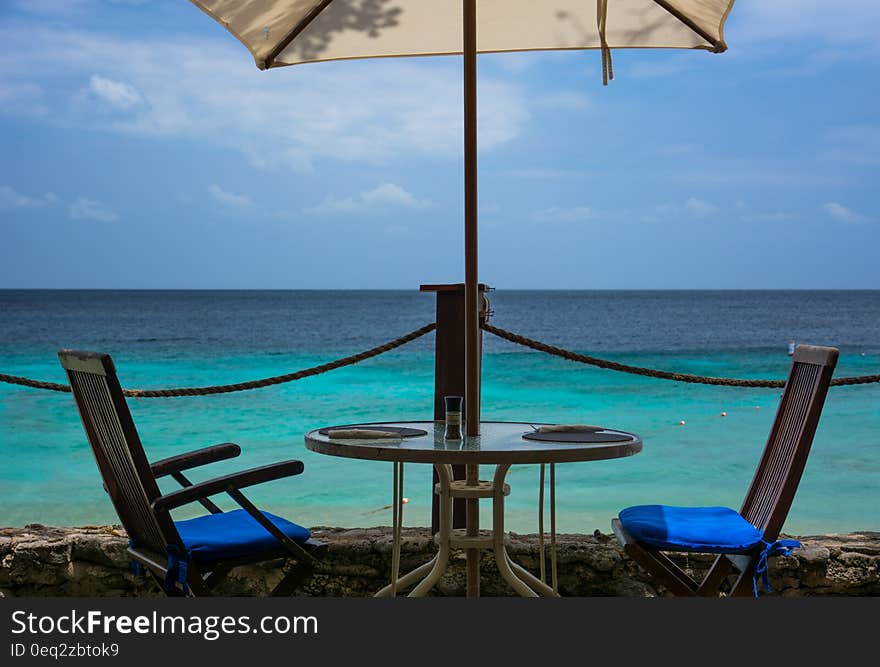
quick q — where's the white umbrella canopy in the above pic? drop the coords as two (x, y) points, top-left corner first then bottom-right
(188, 0), (736, 435)
(191, 1), (733, 70)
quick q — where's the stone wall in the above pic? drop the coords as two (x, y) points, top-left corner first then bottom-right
(1, 525), (878, 597)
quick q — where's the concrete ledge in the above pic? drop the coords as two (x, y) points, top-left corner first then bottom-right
(1, 525), (877, 597)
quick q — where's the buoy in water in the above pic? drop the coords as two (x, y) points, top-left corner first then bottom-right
(721, 411), (727, 417)
(679, 420), (686, 425)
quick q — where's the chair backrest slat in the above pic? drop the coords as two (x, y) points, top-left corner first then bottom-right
(59, 350), (174, 553)
(740, 345), (837, 540)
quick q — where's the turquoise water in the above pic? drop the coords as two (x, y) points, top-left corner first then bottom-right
(1, 290), (878, 535)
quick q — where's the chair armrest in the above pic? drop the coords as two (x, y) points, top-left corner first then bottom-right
(150, 443), (241, 479)
(151, 460), (304, 513)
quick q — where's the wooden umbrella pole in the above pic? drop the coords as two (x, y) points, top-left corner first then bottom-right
(463, 0), (480, 438)
(463, 0), (481, 597)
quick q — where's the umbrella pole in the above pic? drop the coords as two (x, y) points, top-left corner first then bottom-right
(463, 0), (479, 438)
(463, 0), (481, 598)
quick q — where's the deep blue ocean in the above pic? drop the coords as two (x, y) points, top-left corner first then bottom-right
(1, 289), (878, 535)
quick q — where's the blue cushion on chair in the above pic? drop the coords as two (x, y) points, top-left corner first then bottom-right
(175, 509), (311, 563)
(618, 505), (763, 553)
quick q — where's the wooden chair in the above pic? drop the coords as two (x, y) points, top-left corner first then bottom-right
(58, 349), (324, 597)
(612, 345), (838, 597)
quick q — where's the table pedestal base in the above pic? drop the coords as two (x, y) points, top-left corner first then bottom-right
(375, 462), (559, 598)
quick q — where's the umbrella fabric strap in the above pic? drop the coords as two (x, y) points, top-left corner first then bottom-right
(753, 539), (801, 597)
(598, 0), (614, 85)
(163, 544), (190, 596)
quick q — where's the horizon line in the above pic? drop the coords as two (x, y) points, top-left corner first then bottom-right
(1, 287), (878, 292)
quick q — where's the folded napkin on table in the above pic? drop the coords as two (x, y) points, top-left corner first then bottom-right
(536, 424), (605, 433)
(326, 429), (402, 440)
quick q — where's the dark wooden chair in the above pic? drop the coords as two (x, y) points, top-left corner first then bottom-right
(58, 349), (324, 597)
(612, 344), (838, 597)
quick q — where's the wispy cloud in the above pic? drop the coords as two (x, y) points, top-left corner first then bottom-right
(10, 0), (91, 15)
(823, 125), (880, 167)
(740, 211), (799, 223)
(671, 165), (844, 188)
(87, 74), (142, 109)
(627, 59), (691, 79)
(824, 202), (868, 224)
(684, 197), (717, 215)
(207, 184), (251, 208)
(658, 143), (700, 156)
(306, 183), (430, 215)
(728, 2), (880, 77)
(0, 24), (531, 173)
(0, 185), (55, 209)
(734, 1), (880, 47)
(505, 168), (588, 181)
(0, 81), (48, 117)
(360, 183), (429, 208)
(533, 206), (592, 223)
(69, 197), (117, 222)
(533, 91), (591, 112)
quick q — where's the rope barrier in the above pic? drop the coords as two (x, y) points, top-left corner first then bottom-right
(0, 323), (436, 397)
(0, 375), (70, 393)
(3, 320), (878, 396)
(482, 323), (880, 388)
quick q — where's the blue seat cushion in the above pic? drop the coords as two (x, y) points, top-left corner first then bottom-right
(175, 509), (311, 563)
(618, 505), (763, 553)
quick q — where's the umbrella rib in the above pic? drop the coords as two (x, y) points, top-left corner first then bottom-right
(262, 0), (336, 69)
(651, 0), (726, 52)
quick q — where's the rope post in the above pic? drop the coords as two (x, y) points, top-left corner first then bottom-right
(420, 283), (489, 535)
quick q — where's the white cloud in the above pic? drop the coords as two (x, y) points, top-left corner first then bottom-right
(628, 59), (690, 79)
(659, 143), (699, 156)
(307, 196), (359, 215)
(533, 206), (592, 223)
(823, 125), (880, 167)
(672, 164), (845, 188)
(88, 74), (142, 109)
(0, 25), (531, 173)
(733, 1), (880, 46)
(534, 91), (591, 112)
(505, 168), (588, 181)
(306, 183), (430, 215)
(824, 202), (867, 224)
(685, 197), (717, 215)
(207, 184), (251, 208)
(0, 185), (53, 209)
(484, 50), (545, 74)
(10, 0), (90, 15)
(0, 81), (48, 116)
(740, 211), (798, 223)
(360, 183), (429, 209)
(69, 197), (117, 222)
(11, 1), (147, 16)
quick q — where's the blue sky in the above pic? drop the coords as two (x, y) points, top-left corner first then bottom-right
(1, 0), (878, 289)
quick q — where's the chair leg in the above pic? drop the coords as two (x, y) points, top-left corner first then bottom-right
(697, 555), (734, 596)
(146, 570), (171, 595)
(270, 562), (314, 597)
(623, 543), (700, 597)
(728, 567), (758, 597)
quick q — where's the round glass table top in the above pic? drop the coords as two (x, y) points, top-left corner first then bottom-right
(304, 421), (642, 465)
